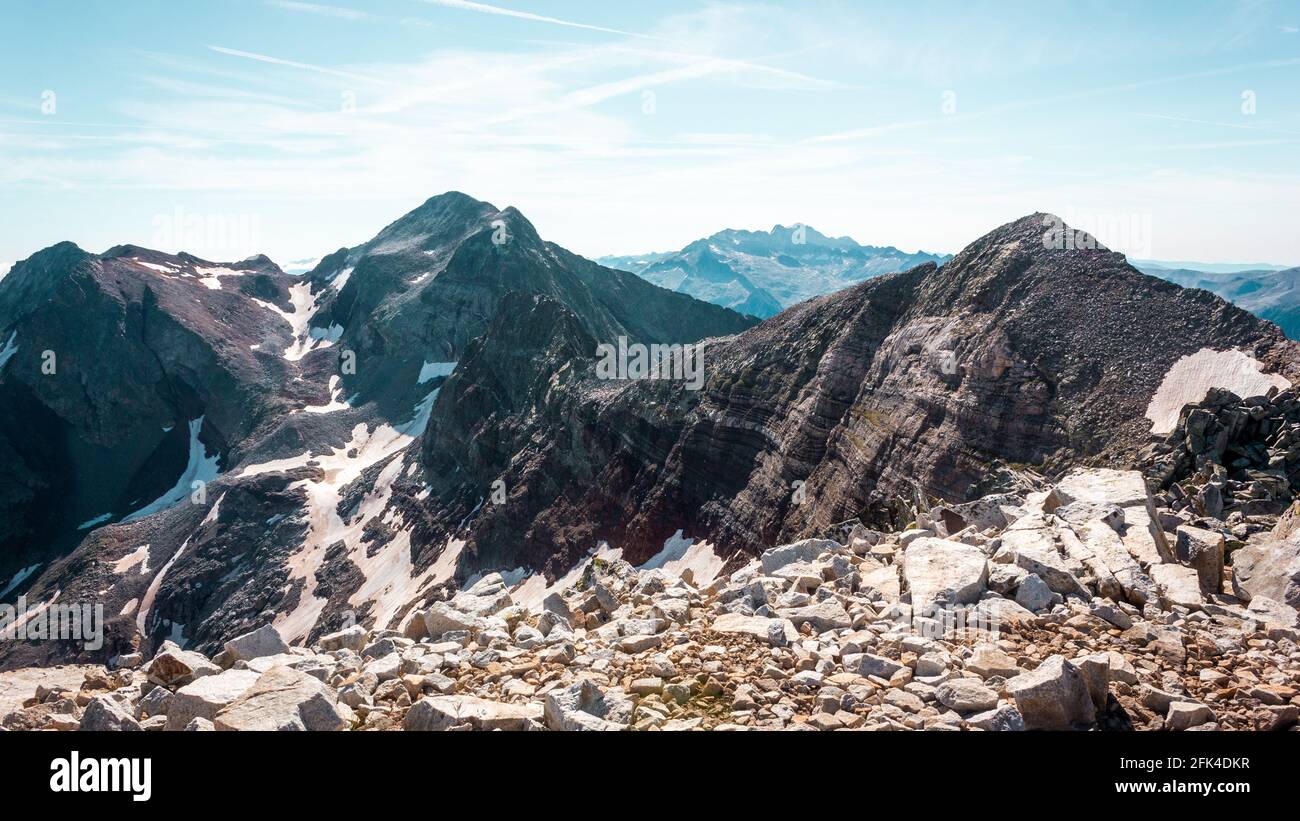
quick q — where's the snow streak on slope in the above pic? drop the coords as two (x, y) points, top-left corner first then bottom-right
(0, 331), (17, 372)
(137, 539), (189, 637)
(639, 530), (726, 587)
(254, 282), (341, 362)
(301, 376), (351, 414)
(121, 418), (220, 523)
(0, 564), (41, 599)
(238, 386), (441, 643)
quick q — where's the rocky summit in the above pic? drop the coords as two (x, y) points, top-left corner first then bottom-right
(2, 199), (1299, 731)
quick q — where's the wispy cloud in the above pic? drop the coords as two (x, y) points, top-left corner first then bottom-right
(266, 1), (373, 21)
(413, 0), (659, 39)
(809, 55), (1300, 144)
(1136, 113), (1300, 136)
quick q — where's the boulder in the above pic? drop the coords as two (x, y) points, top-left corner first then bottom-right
(1166, 701), (1215, 731)
(965, 704), (1025, 731)
(964, 645), (1020, 679)
(317, 624), (368, 654)
(422, 602), (482, 638)
(1003, 527), (1090, 598)
(403, 695), (542, 731)
(1074, 521), (1156, 606)
(223, 624), (290, 663)
(1014, 574), (1056, 612)
(213, 667), (349, 731)
(1151, 563), (1204, 610)
(165, 669), (261, 730)
(1070, 652), (1112, 712)
(1005, 655), (1096, 730)
(859, 564), (901, 601)
(777, 600), (852, 633)
(1174, 525), (1224, 595)
(1231, 535), (1300, 609)
(1245, 595), (1300, 628)
(761, 539), (838, 575)
(1047, 468), (1173, 564)
(711, 613), (798, 646)
(902, 538), (988, 614)
(146, 643), (221, 688)
(544, 680), (632, 731)
(935, 678), (999, 713)
(136, 686), (173, 720)
(1052, 500), (1124, 530)
(79, 695), (141, 731)
(843, 652), (904, 679)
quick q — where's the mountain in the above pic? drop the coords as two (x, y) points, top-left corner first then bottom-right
(1138, 263), (1300, 340)
(1133, 258), (1289, 275)
(5, 205), (1298, 673)
(0, 243), (304, 585)
(0, 192), (753, 667)
(4, 210), (1298, 736)
(598, 225), (950, 318)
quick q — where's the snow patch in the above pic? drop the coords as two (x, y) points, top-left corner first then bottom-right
(1145, 348), (1291, 434)
(418, 360), (457, 384)
(77, 513), (113, 531)
(121, 418), (220, 523)
(164, 620), (187, 647)
(132, 259), (180, 275)
(254, 282), (336, 362)
(0, 564), (41, 598)
(330, 266), (354, 292)
(194, 265), (254, 291)
(639, 530), (726, 588)
(301, 376), (351, 414)
(112, 544), (151, 575)
(0, 331), (18, 371)
(511, 543), (624, 612)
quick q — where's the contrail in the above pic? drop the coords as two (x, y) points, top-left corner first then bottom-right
(207, 46), (389, 85)
(413, 0), (662, 40)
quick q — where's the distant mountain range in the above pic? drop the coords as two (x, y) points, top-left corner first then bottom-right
(599, 228), (1300, 339)
(1137, 262), (1300, 340)
(598, 225), (950, 318)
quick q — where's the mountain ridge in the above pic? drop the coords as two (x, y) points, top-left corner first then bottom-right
(3, 202), (1297, 675)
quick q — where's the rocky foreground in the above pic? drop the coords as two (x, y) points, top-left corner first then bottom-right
(3, 461), (1298, 732)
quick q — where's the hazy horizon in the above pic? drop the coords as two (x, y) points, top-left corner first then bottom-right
(3, 0), (1299, 268)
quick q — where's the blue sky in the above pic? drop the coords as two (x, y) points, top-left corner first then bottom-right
(1, 0), (1298, 270)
